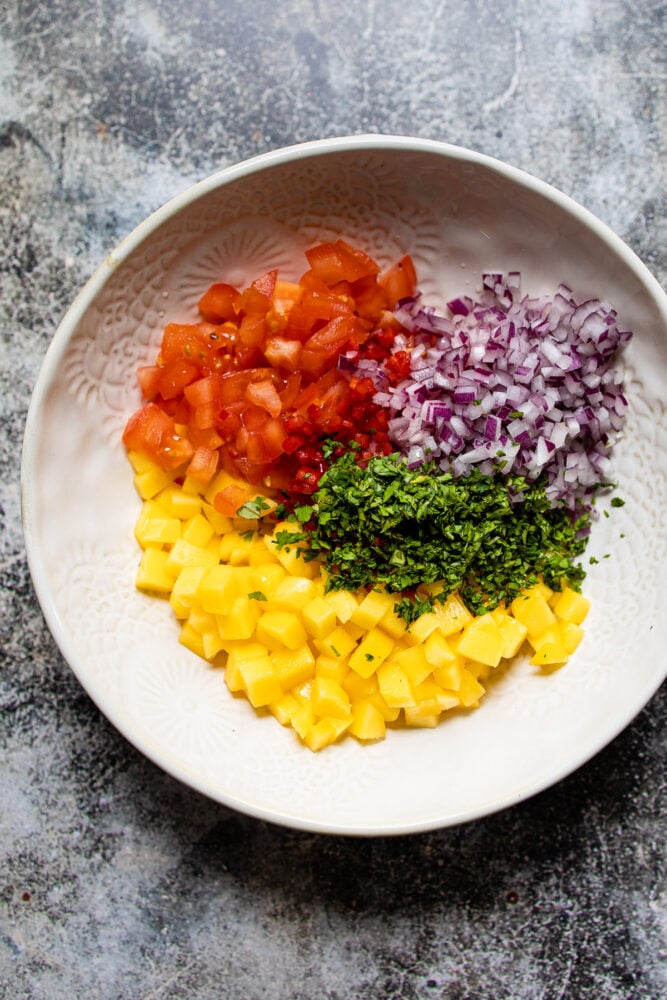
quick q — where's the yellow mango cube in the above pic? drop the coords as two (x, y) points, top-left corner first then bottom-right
(159, 486), (202, 520)
(303, 716), (351, 752)
(315, 655), (349, 684)
(272, 645), (316, 690)
(217, 596), (259, 640)
(342, 670), (378, 701)
(169, 565), (207, 618)
(377, 660), (416, 708)
(269, 693), (301, 726)
(301, 596), (337, 639)
(179, 620), (206, 658)
(405, 612), (441, 645)
(348, 628), (395, 678)
(181, 513), (215, 548)
(378, 605), (409, 640)
(455, 614), (504, 667)
(237, 656), (282, 708)
(135, 548), (177, 594)
(314, 626), (357, 661)
(256, 610), (308, 651)
(431, 591), (473, 635)
(350, 589), (395, 629)
(134, 504), (181, 548)
(195, 565), (237, 614)
(322, 589), (359, 623)
(552, 587), (590, 625)
(311, 677), (351, 720)
(432, 658), (464, 692)
(272, 576), (318, 610)
(250, 563), (287, 599)
(457, 668), (486, 707)
(511, 587), (556, 637)
(423, 631), (456, 668)
(403, 705), (440, 728)
(133, 466), (174, 500)
(496, 614), (528, 659)
(165, 537), (219, 575)
(393, 645), (432, 687)
(349, 700), (386, 741)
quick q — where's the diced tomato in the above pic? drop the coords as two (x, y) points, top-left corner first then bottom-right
(122, 402), (194, 471)
(186, 446), (219, 486)
(306, 240), (380, 286)
(125, 239), (418, 499)
(156, 357), (201, 399)
(213, 483), (255, 516)
(378, 255), (417, 308)
(137, 365), (162, 399)
(244, 379), (282, 418)
(198, 283), (241, 323)
(264, 336), (302, 371)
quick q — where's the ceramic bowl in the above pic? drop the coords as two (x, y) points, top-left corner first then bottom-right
(21, 135), (667, 835)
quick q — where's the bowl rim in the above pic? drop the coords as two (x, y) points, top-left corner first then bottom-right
(20, 134), (667, 836)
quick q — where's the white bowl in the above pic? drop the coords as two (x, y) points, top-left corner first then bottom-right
(21, 135), (667, 835)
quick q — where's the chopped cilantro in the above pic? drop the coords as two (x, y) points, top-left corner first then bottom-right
(611, 497), (625, 508)
(236, 496), (271, 519)
(247, 591), (267, 601)
(298, 449), (590, 621)
(364, 653), (375, 662)
(240, 529), (255, 541)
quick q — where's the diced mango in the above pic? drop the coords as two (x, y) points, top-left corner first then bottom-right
(405, 612), (440, 645)
(272, 644), (316, 689)
(195, 564), (237, 614)
(457, 668), (486, 707)
(393, 645), (432, 687)
(301, 596), (337, 639)
(256, 610), (308, 651)
(350, 700), (386, 741)
(133, 466), (174, 500)
(311, 677), (351, 720)
(322, 589), (359, 623)
(552, 587), (590, 625)
(303, 716), (351, 752)
(272, 576), (318, 610)
(315, 655), (349, 684)
(181, 513), (215, 548)
(314, 626), (357, 661)
(348, 628), (395, 678)
(135, 548), (176, 593)
(377, 660), (415, 708)
(350, 589), (395, 629)
(238, 655), (282, 708)
(511, 587), (556, 637)
(432, 591), (473, 636)
(165, 537), (219, 575)
(455, 614), (504, 668)
(423, 631), (456, 668)
(217, 596), (259, 640)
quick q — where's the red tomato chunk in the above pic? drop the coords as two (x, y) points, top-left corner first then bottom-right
(122, 241), (417, 503)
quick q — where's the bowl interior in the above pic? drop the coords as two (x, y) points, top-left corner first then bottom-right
(22, 137), (667, 834)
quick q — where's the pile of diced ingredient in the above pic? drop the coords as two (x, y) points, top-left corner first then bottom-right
(123, 239), (631, 750)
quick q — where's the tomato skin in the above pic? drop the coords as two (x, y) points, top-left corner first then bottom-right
(122, 402), (194, 471)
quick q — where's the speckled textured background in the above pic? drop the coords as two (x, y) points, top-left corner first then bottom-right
(1, 1), (666, 997)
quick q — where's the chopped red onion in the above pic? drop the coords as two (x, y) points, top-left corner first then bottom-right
(359, 273), (632, 515)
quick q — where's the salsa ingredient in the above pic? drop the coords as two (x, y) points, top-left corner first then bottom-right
(123, 241), (417, 500)
(366, 273), (631, 515)
(282, 447), (589, 620)
(128, 449), (589, 751)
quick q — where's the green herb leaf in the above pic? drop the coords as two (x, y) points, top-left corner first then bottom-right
(236, 496), (271, 519)
(247, 591), (268, 601)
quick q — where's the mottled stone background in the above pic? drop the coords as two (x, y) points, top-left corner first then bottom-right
(1, 1), (665, 998)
